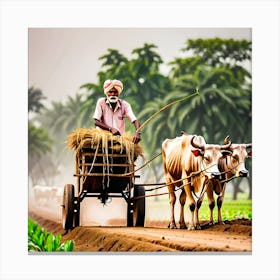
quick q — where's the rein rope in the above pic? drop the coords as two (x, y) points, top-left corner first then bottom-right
(132, 161), (244, 201)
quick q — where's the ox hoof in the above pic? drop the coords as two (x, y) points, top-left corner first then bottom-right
(168, 223), (177, 229)
(179, 222), (187, 229)
(187, 225), (195, 230)
(218, 221), (225, 225)
(195, 225), (201, 230)
(209, 221), (215, 226)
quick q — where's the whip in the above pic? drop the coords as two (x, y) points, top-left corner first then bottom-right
(136, 88), (199, 133)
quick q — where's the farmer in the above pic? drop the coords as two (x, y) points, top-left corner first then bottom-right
(93, 79), (141, 144)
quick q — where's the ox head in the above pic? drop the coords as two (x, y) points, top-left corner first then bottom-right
(223, 136), (252, 177)
(190, 135), (232, 180)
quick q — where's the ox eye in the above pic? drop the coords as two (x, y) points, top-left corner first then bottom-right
(233, 155), (239, 161)
(203, 156), (210, 162)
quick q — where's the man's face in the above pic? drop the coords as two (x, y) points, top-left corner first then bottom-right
(107, 87), (119, 103)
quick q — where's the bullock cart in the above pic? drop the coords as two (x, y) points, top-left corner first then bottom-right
(62, 129), (145, 230)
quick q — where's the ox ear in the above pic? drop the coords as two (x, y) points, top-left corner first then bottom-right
(191, 149), (202, 157)
(221, 150), (232, 158)
(247, 150), (252, 157)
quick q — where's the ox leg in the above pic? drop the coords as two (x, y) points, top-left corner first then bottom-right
(193, 180), (209, 230)
(179, 190), (187, 229)
(183, 180), (196, 230)
(217, 189), (226, 224)
(194, 207), (200, 229)
(194, 192), (205, 230)
(167, 179), (177, 229)
(206, 184), (215, 225)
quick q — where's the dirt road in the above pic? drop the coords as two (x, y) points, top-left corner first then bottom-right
(28, 210), (252, 252)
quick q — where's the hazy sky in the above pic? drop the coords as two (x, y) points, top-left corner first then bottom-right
(28, 28), (251, 104)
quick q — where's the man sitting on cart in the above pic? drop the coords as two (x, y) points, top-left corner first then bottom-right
(93, 79), (141, 144)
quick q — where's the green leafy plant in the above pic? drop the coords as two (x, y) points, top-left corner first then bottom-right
(28, 218), (74, 252)
(199, 195), (252, 221)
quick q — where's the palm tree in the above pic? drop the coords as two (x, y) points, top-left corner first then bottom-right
(28, 121), (53, 185)
(162, 66), (251, 143)
(79, 83), (103, 127)
(28, 122), (53, 157)
(60, 94), (86, 132)
(166, 38), (252, 144)
(36, 94), (87, 166)
(28, 87), (55, 185)
(28, 86), (46, 113)
(124, 43), (168, 108)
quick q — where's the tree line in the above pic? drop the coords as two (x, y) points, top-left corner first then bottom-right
(28, 38), (252, 198)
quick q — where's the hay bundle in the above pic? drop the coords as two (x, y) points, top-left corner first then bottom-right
(66, 127), (143, 160)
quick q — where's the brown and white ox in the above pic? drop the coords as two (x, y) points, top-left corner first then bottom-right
(162, 132), (231, 230)
(206, 137), (252, 224)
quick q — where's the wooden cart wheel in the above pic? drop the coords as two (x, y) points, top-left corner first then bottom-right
(62, 184), (74, 230)
(133, 185), (145, 227)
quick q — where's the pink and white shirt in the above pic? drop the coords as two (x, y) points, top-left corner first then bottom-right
(93, 98), (137, 135)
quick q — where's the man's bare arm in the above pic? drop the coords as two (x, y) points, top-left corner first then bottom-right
(94, 119), (120, 135)
(133, 120), (141, 144)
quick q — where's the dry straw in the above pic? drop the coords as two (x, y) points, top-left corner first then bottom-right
(66, 127), (144, 160)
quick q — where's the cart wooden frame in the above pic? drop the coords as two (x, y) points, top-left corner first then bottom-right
(62, 139), (145, 230)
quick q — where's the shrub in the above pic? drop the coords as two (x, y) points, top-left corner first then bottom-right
(28, 218), (74, 252)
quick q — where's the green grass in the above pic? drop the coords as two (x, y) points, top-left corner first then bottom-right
(199, 197), (252, 221)
(147, 192), (252, 222)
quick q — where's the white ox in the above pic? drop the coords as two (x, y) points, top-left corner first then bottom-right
(32, 185), (63, 205)
(162, 132), (231, 230)
(206, 138), (252, 224)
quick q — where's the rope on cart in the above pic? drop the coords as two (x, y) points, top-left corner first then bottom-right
(81, 138), (101, 185)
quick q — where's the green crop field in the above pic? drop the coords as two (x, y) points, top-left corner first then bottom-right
(198, 194), (252, 221)
(146, 192), (252, 222)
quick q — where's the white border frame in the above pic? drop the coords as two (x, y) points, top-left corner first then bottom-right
(1, 1), (279, 280)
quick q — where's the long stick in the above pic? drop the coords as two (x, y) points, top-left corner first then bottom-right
(136, 88), (199, 133)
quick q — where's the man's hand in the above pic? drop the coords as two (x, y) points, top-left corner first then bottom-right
(133, 132), (141, 144)
(110, 127), (121, 135)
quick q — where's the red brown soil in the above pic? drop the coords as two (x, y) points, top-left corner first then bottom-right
(28, 207), (252, 253)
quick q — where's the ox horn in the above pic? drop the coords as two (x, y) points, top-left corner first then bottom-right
(221, 136), (232, 150)
(245, 143), (252, 149)
(181, 131), (189, 136)
(191, 135), (204, 150)
(224, 135), (230, 145)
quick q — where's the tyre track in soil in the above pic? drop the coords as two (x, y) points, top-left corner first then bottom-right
(28, 211), (252, 253)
